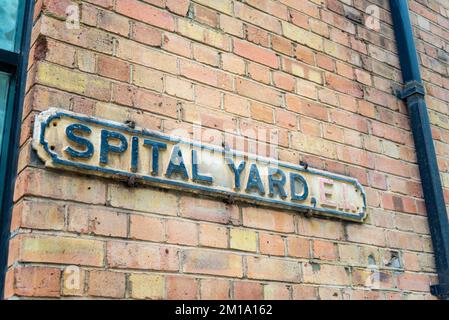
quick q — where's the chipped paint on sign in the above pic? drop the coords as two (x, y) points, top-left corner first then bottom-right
(33, 109), (367, 222)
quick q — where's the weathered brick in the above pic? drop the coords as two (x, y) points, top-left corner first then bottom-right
(230, 228), (257, 252)
(88, 270), (126, 298)
(131, 22), (162, 47)
(167, 219), (198, 246)
(130, 215), (165, 242)
(68, 206), (128, 238)
(182, 249), (243, 277)
(233, 39), (279, 68)
(165, 76), (194, 101)
(129, 274), (165, 299)
(20, 235), (104, 267)
(116, 0), (175, 31)
(313, 240), (337, 261)
(236, 78), (282, 106)
(247, 256), (300, 282)
(8, 266), (61, 298)
(109, 184), (177, 216)
(200, 279), (230, 300)
(167, 276), (198, 300)
(166, 0), (190, 16)
(12, 200), (65, 231)
(292, 284), (317, 300)
(259, 233), (285, 256)
(233, 281), (264, 300)
(179, 196), (239, 224)
(199, 224), (228, 248)
(243, 207), (294, 233)
(302, 262), (350, 286)
(107, 241), (179, 271)
(264, 283), (290, 300)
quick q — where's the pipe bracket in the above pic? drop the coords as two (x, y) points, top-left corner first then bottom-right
(430, 283), (449, 299)
(394, 80), (426, 100)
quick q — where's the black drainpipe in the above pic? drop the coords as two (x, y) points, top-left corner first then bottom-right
(390, 0), (449, 299)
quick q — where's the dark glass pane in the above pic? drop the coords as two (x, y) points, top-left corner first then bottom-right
(0, 71), (10, 154)
(0, 0), (20, 52)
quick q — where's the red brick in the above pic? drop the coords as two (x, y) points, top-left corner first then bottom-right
(246, 25), (270, 47)
(116, 0), (175, 31)
(14, 169), (106, 204)
(199, 224), (228, 249)
(313, 240), (337, 260)
(201, 279), (230, 300)
(272, 34), (292, 55)
(246, 256), (300, 282)
(162, 33), (192, 57)
(292, 284), (317, 300)
(286, 95), (328, 121)
(179, 196), (239, 224)
(317, 54), (335, 71)
(182, 249), (243, 277)
(242, 207), (294, 233)
(224, 94), (250, 117)
(193, 44), (219, 66)
(166, 0), (190, 16)
(132, 22), (162, 47)
(233, 39), (279, 68)
(303, 262), (350, 286)
(98, 10), (130, 36)
(247, 62), (271, 84)
(276, 109), (297, 129)
(129, 215), (165, 242)
(273, 71), (296, 92)
(236, 78), (282, 106)
(233, 281), (263, 300)
(250, 101), (274, 123)
(107, 241), (179, 271)
(287, 236), (310, 258)
(167, 276), (198, 300)
(326, 73), (363, 98)
(398, 273), (431, 292)
(166, 219), (198, 245)
(194, 4), (218, 27)
(180, 60), (233, 90)
(68, 206), (128, 238)
(9, 266), (61, 298)
(260, 233), (285, 256)
(88, 270), (126, 298)
(12, 200), (65, 231)
(295, 45), (315, 64)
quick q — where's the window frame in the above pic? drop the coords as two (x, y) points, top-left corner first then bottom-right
(0, 0), (35, 298)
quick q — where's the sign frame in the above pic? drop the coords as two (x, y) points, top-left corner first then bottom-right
(33, 108), (367, 222)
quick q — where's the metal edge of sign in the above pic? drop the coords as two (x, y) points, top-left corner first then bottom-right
(33, 108), (368, 223)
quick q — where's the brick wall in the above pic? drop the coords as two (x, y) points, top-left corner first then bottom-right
(5, 0), (449, 299)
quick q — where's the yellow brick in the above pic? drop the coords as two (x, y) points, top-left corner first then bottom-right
(291, 132), (337, 159)
(204, 29), (228, 50)
(282, 21), (323, 51)
(308, 69), (323, 84)
(94, 102), (130, 122)
(116, 39), (178, 74)
(36, 62), (86, 94)
(230, 228), (257, 252)
(36, 62), (110, 99)
(129, 274), (165, 300)
(194, 0), (233, 15)
(177, 19), (204, 43)
(21, 235), (104, 267)
(109, 184), (178, 216)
